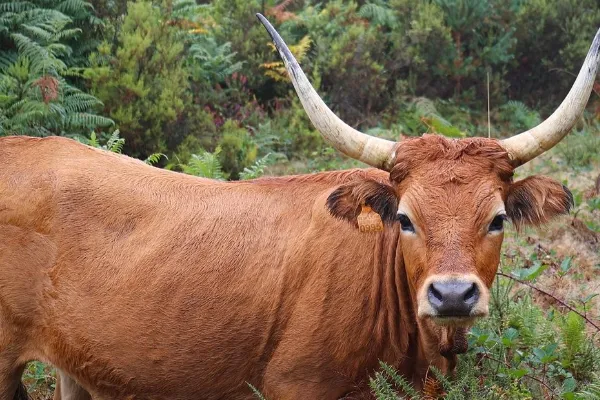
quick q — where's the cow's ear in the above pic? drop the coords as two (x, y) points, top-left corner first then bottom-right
(506, 176), (573, 228)
(326, 179), (398, 226)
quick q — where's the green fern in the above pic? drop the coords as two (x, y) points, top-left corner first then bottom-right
(0, 52), (17, 70)
(498, 101), (541, 133)
(79, 131), (166, 167)
(429, 365), (453, 392)
(105, 129), (124, 153)
(144, 153), (167, 166)
(0, 62), (113, 135)
(358, 2), (398, 28)
(0, 2), (36, 13)
(66, 113), (113, 130)
(55, 0), (93, 16)
(577, 380), (600, 399)
(559, 312), (585, 368)
(239, 153), (272, 180)
(188, 36), (244, 85)
(182, 147), (225, 180)
(369, 371), (402, 400)
(83, 129), (123, 152)
(172, 0), (205, 20)
(380, 361), (421, 399)
(0, 0), (110, 137)
(11, 32), (66, 74)
(87, 130), (99, 148)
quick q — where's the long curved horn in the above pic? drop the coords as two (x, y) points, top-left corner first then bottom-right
(502, 28), (600, 166)
(256, 13), (397, 170)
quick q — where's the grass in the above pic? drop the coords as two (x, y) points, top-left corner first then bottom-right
(22, 362), (55, 400)
(554, 127), (600, 170)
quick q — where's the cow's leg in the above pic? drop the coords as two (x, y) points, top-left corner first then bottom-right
(14, 381), (29, 400)
(53, 377), (61, 400)
(0, 361), (26, 399)
(53, 370), (92, 400)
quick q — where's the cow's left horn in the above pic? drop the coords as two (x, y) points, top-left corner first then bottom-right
(256, 13), (397, 170)
(502, 28), (600, 166)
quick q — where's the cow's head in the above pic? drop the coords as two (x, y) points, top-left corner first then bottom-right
(325, 136), (573, 329)
(257, 15), (597, 329)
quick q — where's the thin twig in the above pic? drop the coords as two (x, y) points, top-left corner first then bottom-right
(487, 70), (491, 138)
(481, 354), (559, 399)
(496, 272), (600, 332)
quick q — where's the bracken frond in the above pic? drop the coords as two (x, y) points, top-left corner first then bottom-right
(261, 35), (311, 82)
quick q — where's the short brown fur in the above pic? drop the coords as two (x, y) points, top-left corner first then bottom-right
(0, 135), (571, 399)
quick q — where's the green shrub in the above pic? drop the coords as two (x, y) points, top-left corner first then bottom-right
(497, 101), (541, 135)
(85, 0), (189, 157)
(555, 125), (600, 169)
(217, 120), (258, 180)
(512, 0), (600, 114)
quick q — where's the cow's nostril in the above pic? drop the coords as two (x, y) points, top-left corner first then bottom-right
(429, 284), (443, 304)
(463, 283), (479, 304)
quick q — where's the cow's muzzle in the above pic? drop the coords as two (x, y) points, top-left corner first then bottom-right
(417, 274), (489, 326)
(428, 280), (479, 316)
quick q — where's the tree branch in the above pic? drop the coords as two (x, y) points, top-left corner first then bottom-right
(496, 272), (600, 332)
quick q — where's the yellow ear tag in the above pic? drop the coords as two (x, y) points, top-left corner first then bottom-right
(357, 204), (384, 233)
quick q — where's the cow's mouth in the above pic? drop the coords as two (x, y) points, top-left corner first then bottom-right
(430, 314), (480, 328)
(427, 306), (489, 328)
(420, 306), (489, 328)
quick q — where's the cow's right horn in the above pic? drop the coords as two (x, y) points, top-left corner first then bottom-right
(501, 28), (600, 166)
(256, 13), (397, 171)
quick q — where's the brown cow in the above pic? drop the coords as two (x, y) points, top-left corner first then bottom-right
(1, 14), (598, 400)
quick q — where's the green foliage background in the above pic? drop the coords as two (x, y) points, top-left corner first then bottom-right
(2, 0), (600, 398)
(3, 0), (599, 174)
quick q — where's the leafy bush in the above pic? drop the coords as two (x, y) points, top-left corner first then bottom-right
(512, 0), (600, 114)
(217, 120), (258, 179)
(85, 0), (189, 157)
(0, 0), (113, 136)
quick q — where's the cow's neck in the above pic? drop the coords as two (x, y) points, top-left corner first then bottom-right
(361, 226), (458, 386)
(304, 221), (422, 382)
(364, 225), (415, 362)
(331, 222), (458, 387)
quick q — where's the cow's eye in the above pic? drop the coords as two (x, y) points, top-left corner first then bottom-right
(488, 214), (507, 233)
(397, 213), (415, 233)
